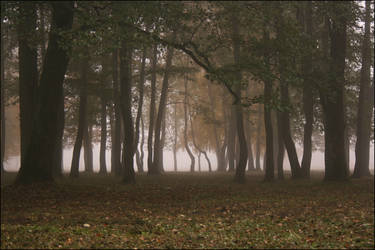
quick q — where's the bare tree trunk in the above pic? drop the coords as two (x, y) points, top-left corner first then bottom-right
(300, 1), (314, 179)
(112, 49), (122, 176)
(184, 72), (195, 172)
(139, 115), (145, 172)
(263, 30), (275, 182)
(134, 47), (146, 156)
(1, 5), (6, 174)
(53, 91), (64, 177)
(147, 44), (158, 174)
(99, 96), (107, 174)
(255, 104), (262, 171)
(16, 2), (74, 184)
(83, 123), (94, 173)
(120, 39), (135, 183)
(152, 42), (174, 174)
(353, 0), (372, 178)
(18, 2), (38, 166)
(158, 111), (166, 173)
(320, 5), (349, 181)
(276, 112), (285, 180)
(70, 57), (89, 178)
(173, 102), (178, 171)
(227, 105), (236, 172)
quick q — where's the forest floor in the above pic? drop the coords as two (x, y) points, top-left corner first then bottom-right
(1, 171), (374, 249)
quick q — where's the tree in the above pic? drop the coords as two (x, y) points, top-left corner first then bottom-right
(319, 2), (349, 181)
(16, 2), (74, 184)
(70, 57), (89, 178)
(119, 38), (135, 183)
(99, 94), (107, 174)
(352, 0), (373, 178)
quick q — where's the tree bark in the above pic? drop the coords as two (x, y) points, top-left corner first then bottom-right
(134, 47), (146, 156)
(18, 2), (38, 166)
(263, 30), (275, 182)
(83, 123), (94, 173)
(16, 2), (74, 184)
(184, 72), (195, 172)
(353, 0), (372, 178)
(320, 4), (349, 181)
(99, 96), (107, 174)
(70, 57), (89, 178)
(300, 1), (314, 179)
(53, 91), (64, 177)
(1, 5), (6, 174)
(152, 43), (174, 174)
(276, 111), (285, 180)
(158, 112), (167, 173)
(111, 49), (122, 176)
(173, 102), (178, 171)
(147, 44), (158, 174)
(255, 104), (262, 171)
(227, 105), (236, 172)
(232, 12), (248, 183)
(120, 39), (135, 183)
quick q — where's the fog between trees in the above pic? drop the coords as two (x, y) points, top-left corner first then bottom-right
(1, 1), (374, 184)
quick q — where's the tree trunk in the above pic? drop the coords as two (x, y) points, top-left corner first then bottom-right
(147, 44), (158, 174)
(134, 47), (146, 156)
(353, 0), (372, 178)
(99, 96), (107, 174)
(244, 105), (255, 171)
(111, 49), (122, 176)
(263, 30), (275, 182)
(70, 58), (89, 178)
(152, 43), (174, 174)
(320, 5), (349, 181)
(227, 105), (236, 172)
(139, 115), (145, 172)
(83, 123), (94, 173)
(158, 112), (166, 173)
(207, 83), (225, 172)
(1, 5), (6, 174)
(18, 2), (38, 166)
(53, 92), (64, 177)
(255, 104), (262, 171)
(184, 72), (195, 172)
(120, 39), (135, 183)
(300, 1), (314, 179)
(16, 2), (74, 184)
(173, 102), (178, 171)
(232, 12), (248, 183)
(276, 112), (285, 180)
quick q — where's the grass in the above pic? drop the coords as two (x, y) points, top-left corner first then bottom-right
(1, 171), (374, 249)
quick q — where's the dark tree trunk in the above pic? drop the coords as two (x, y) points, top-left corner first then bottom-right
(83, 123), (94, 173)
(255, 104), (262, 171)
(227, 105), (236, 172)
(320, 4), (349, 181)
(18, 2), (38, 166)
(53, 92), (64, 177)
(184, 72), (195, 172)
(300, 1), (314, 179)
(99, 96), (107, 174)
(120, 39), (135, 183)
(263, 30), (275, 182)
(207, 83), (225, 172)
(139, 115), (145, 172)
(276, 112), (285, 180)
(152, 43), (174, 174)
(158, 112), (166, 173)
(134, 47), (146, 157)
(173, 102), (178, 171)
(111, 49), (122, 176)
(232, 12), (248, 183)
(1, 5), (6, 174)
(147, 44), (158, 174)
(70, 58), (89, 178)
(245, 111), (255, 171)
(16, 2), (74, 184)
(353, 0), (372, 178)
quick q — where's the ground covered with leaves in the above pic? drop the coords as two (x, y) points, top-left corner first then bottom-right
(1, 171), (374, 249)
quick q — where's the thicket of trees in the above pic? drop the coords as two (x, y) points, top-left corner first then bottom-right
(1, 1), (373, 184)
